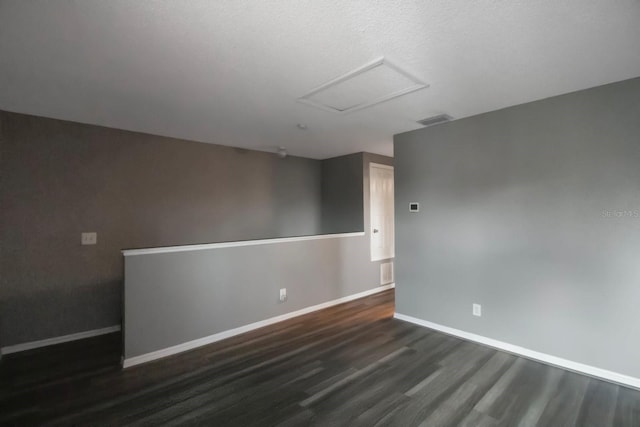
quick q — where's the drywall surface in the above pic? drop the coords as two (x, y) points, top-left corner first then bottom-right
(0, 111), (322, 346)
(394, 77), (640, 378)
(124, 151), (393, 360)
(321, 153), (364, 234)
(123, 234), (379, 359)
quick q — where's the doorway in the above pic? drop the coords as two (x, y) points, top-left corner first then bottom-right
(370, 163), (394, 261)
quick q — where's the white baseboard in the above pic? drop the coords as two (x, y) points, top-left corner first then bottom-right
(394, 313), (640, 390)
(123, 283), (395, 368)
(1, 325), (121, 355)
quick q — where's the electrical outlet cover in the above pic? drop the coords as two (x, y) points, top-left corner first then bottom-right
(81, 232), (97, 245)
(473, 303), (482, 317)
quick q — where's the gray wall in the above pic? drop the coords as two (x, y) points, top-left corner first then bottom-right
(124, 235), (371, 359)
(394, 77), (640, 378)
(0, 110), (322, 347)
(321, 153), (364, 234)
(124, 151), (393, 360)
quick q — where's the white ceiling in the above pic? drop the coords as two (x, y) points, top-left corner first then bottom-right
(1, 1), (639, 159)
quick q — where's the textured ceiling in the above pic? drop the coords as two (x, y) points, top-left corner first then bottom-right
(1, 0), (639, 159)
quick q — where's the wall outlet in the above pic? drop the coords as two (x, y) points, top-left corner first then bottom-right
(81, 232), (97, 245)
(279, 288), (287, 303)
(473, 303), (482, 317)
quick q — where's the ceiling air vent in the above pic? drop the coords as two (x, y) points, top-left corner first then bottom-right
(298, 57), (429, 114)
(417, 114), (453, 127)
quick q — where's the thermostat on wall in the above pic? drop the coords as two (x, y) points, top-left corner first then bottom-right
(409, 202), (419, 212)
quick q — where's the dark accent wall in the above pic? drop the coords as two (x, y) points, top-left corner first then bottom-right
(320, 153), (364, 234)
(394, 77), (640, 378)
(0, 111), (322, 346)
(319, 152), (394, 236)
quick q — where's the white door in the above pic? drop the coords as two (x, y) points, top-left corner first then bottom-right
(370, 163), (394, 261)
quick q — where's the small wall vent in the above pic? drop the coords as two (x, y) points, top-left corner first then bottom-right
(381, 262), (394, 285)
(417, 114), (453, 127)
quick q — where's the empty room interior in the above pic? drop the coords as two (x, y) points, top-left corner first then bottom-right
(1, 1), (640, 425)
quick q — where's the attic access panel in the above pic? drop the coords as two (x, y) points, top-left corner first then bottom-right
(298, 57), (428, 114)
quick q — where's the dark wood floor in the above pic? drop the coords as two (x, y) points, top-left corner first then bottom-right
(1, 290), (639, 426)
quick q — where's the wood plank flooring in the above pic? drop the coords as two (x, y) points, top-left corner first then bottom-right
(1, 290), (640, 426)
